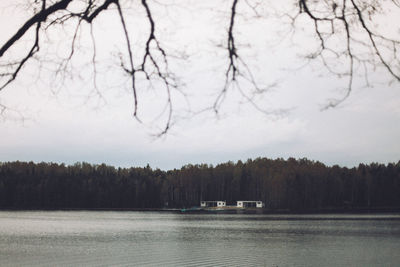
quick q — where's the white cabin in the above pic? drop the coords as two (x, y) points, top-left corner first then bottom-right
(237, 201), (263, 208)
(200, 201), (226, 207)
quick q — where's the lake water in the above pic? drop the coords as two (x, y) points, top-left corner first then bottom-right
(0, 211), (399, 266)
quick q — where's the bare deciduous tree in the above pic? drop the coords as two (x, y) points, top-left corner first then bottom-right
(1, 0), (399, 133)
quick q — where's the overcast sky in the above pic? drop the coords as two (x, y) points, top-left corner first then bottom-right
(0, 0), (399, 170)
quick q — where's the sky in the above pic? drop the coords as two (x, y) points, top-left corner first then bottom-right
(0, 0), (399, 170)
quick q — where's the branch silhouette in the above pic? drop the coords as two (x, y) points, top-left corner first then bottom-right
(1, 0), (399, 132)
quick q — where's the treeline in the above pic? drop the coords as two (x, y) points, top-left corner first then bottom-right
(0, 158), (400, 211)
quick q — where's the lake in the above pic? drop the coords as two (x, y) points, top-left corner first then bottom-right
(0, 211), (399, 266)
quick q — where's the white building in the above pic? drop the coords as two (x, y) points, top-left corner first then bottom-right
(237, 201), (263, 208)
(200, 201), (226, 207)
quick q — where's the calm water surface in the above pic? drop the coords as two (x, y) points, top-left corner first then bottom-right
(0, 211), (399, 266)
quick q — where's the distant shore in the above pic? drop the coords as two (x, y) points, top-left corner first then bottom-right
(2, 160), (399, 213)
(1, 207), (400, 214)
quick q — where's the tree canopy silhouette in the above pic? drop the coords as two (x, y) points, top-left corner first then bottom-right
(1, 0), (399, 133)
(1, 158), (399, 211)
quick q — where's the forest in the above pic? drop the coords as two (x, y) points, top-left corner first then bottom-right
(0, 158), (399, 211)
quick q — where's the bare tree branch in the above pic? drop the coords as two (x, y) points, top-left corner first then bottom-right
(115, 0), (138, 118)
(0, 0), (72, 58)
(296, 0), (400, 108)
(0, 0), (399, 133)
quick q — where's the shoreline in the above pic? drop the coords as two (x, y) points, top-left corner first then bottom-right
(1, 207), (400, 214)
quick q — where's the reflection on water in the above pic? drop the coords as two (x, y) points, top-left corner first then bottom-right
(0, 211), (399, 266)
